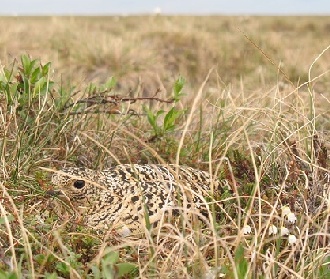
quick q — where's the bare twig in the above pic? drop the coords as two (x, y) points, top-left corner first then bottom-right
(63, 87), (174, 113)
(68, 109), (145, 116)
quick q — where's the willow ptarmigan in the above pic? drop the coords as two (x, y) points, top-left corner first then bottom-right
(50, 164), (223, 236)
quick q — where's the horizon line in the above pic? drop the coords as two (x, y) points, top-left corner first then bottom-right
(1, 12), (330, 16)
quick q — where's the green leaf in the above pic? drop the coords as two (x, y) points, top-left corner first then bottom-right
(45, 273), (58, 279)
(22, 76), (31, 96)
(116, 262), (137, 277)
(235, 244), (248, 279)
(173, 76), (185, 102)
(4, 68), (14, 81)
(163, 107), (178, 131)
(34, 254), (46, 265)
(33, 77), (47, 96)
(104, 251), (119, 265)
(0, 214), (14, 225)
(318, 256), (330, 278)
(144, 105), (164, 136)
(55, 262), (70, 275)
(42, 62), (52, 76)
(105, 77), (117, 89)
(21, 54), (30, 71)
(164, 107), (184, 132)
(31, 67), (41, 83)
(88, 83), (97, 94)
(0, 271), (19, 279)
(21, 55), (37, 77)
(90, 265), (102, 279)
(35, 253), (55, 265)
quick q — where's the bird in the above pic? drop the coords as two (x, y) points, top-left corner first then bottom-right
(49, 164), (222, 236)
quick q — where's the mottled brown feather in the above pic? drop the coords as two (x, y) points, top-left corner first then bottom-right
(51, 164), (222, 236)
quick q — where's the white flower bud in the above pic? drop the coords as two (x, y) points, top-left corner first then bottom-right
(281, 205), (291, 217)
(288, 234), (297, 245)
(286, 212), (297, 224)
(243, 225), (252, 235)
(269, 225), (278, 236)
(280, 227), (290, 236)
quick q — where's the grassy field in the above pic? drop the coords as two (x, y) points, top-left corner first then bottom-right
(0, 16), (330, 278)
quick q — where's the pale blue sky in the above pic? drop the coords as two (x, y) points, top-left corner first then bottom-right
(1, 0), (329, 15)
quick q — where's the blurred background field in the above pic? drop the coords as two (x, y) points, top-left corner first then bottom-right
(1, 16), (330, 93)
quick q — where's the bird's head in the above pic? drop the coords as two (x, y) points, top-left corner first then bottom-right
(48, 167), (105, 206)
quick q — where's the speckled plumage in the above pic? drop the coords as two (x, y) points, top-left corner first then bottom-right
(51, 164), (222, 236)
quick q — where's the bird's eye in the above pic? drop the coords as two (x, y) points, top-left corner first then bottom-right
(73, 180), (85, 189)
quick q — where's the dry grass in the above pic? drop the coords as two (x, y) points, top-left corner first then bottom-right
(0, 16), (329, 278)
(1, 16), (330, 93)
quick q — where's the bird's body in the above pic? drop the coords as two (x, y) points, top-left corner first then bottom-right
(51, 164), (222, 236)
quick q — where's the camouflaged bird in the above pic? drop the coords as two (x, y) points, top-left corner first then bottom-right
(50, 164), (222, 236)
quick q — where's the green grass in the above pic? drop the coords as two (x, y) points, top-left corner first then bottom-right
(0, 16), (329, 278)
